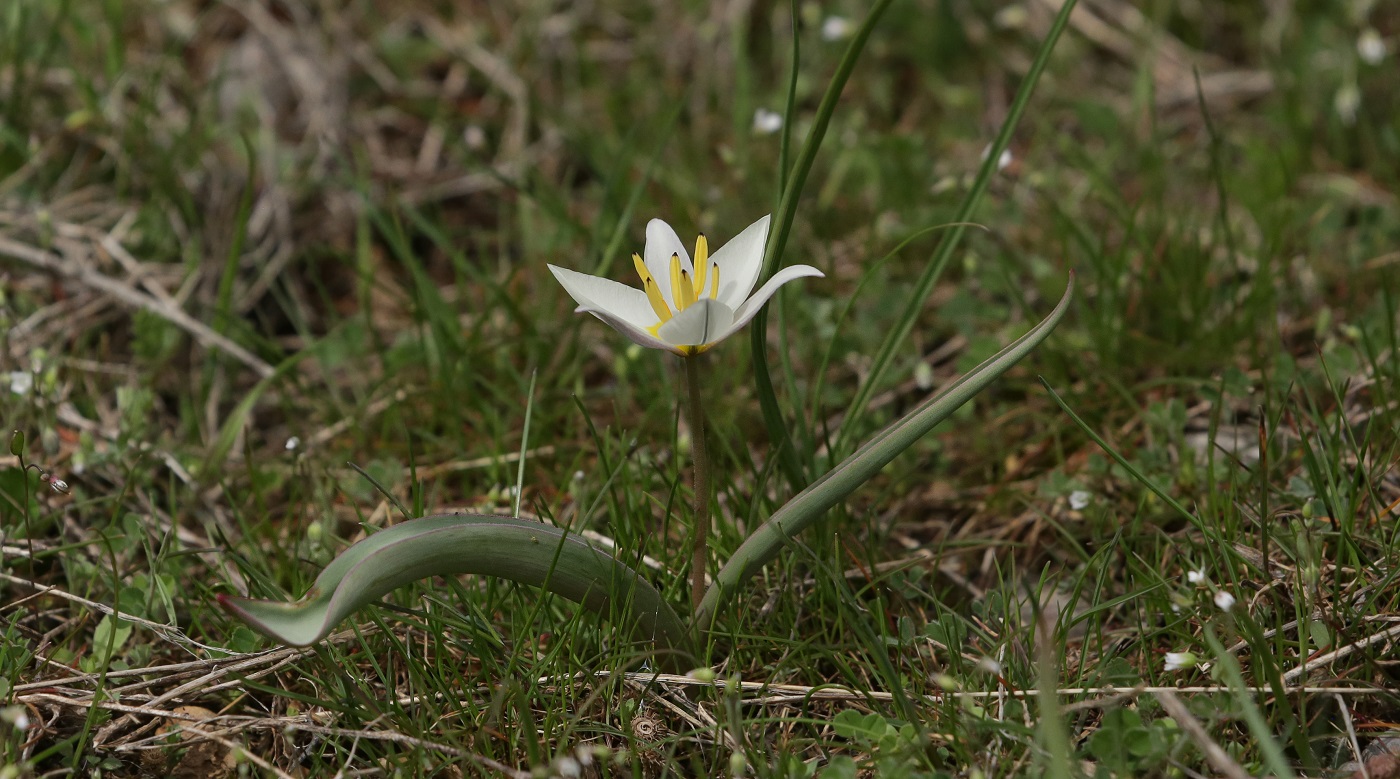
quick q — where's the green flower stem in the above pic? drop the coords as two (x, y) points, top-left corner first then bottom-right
(684, 354), (712, 613)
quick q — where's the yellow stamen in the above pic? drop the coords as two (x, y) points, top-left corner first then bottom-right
(643, 278), (673, 323)
(708, 262), (720, 299)
(677, 268), (696, 310)
(636, 251), (675, 323)
(692, 234), (709, 297)
(669, 254), (685, 310)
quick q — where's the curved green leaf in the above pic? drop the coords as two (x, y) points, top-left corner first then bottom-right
(220, 514), (694, 668)
(695, 275), (1075, 632)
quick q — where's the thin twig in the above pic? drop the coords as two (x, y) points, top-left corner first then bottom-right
(175, 726), (299, 779)
(1153, 689), (1253, 779)
(1335, 693), (1370, 779)
(0, 234), (274, 377)
(286, 721), (530, 778)
(0, 571), (238, 655)
(1282, 621), (1400, 684)
(586, 670), (1398, 703)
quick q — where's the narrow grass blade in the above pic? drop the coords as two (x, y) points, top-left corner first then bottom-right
(696, 275), (1074, 631)
(513, 369), (538, 518)
(804, 222), (984, 473)
(220, 514), (694, 668)
(776, 0), (800, 194)
(347, 460), (412, 520)
(1039, 379), (1202, 531)
(1231, 606), (1317, 771)
(201, 349), (310, 477)
(752, 0), (897, 489)
(759, 0), (895, 286)
(593, 100), (684, 278)
(212, 134), (256, 338)
(1202, 626), (1298, 779)
(835, 0), (1079, 455)
(1035, 611), (1077, 779)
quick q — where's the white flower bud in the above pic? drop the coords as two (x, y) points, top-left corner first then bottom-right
(1164, 651), (1198, 671)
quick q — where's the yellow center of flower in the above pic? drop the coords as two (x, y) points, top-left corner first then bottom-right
(633, 234), (720, 338)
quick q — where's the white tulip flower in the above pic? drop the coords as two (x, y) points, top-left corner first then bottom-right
(549, 215), (823, 356)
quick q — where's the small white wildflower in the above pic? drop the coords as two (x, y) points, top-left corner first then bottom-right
(1, 705), (29, 731)
(1358, 29), (1386, 65)
(1068, 490), (1091, 511)
(8, 371), (32, 396)
(913, 361), (934, 391)
(1187, 569), (1207, 585)
(1164, 651), (1197, 672)
(572, 470), (585, 481)
(1214, 590), (1236, 612)
(979, 143), (1013, 172)
(976, 656), (1003, 675)
(554, 755), (582, 778)
(463, 124), (488, 150)
(1170, 602), (1182, 614)
(284, 436), (300, 451)
(574, 746), (594, 767)
(993, 5), (1028, 29)
(752, 108), (783, 135)
(821, 16), (852, 41)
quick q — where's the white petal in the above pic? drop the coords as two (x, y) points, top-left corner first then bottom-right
(655, 299), (735, 348)
(644, 219), (691, 307)
(548, 264), (657, 330)
(581, 306), (683, 354)
(729, 264), (824, 331)
(708, 214), (770, 308)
